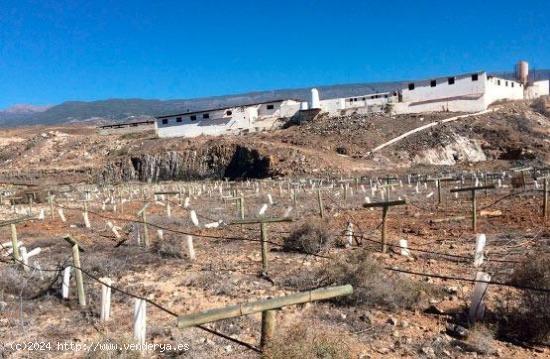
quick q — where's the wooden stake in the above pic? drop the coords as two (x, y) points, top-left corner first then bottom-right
(261, 222), (268, 276)
(317, 189), (324, 219)
(363, 200), (407, 253)
(450, 185), (495, 233)
(260, 310), (276, 354)
(186, 235), (195, 260)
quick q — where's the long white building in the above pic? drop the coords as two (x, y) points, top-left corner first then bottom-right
(155, 99), (301, 138)
(97, 61), (548, 138)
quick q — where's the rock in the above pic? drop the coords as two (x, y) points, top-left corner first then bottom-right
(400, 320), (409, 328)
(0, 301), (7, 311)
(421, 346), (436, 358)
(359, 312), (374, 324)
(450, 339), (491, 355)
(386, 316), (398, 326)
(224, 345), (232, 353)
(424, 304), (445, 315)
(446, 323), (469, 339)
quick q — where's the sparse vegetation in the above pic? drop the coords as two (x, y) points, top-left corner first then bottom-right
(283, 220), (334, 254)
(265, 321), (361, 359)
(498, 254), (550, 343)
(286, 251), (440, 310)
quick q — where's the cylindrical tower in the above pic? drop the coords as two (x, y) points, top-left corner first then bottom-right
(310, 88), (321, 109)
(517, 60), (529, 85)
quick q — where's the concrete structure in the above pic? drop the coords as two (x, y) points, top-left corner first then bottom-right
(132, 60), (548, 139)
(155, 99), (301, 138)
(97, 120), (156, 135)
(524, 80), (550, 100)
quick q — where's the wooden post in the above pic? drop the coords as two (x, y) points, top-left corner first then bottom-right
(260, 310), (276, 353)
(363, 200), (407, 253)
(544, 178), (548, 220)
(177, 284), (353, 328)
(261, 222), (268, 276)
(10, 224), (21, 262)
(450, 185), (495, 233)
(142, 210), (150, 247)
(230, 217), (293, 276)
(317, 189), (324, 219)
(65, 235), (86, 307)
(239, 197), (245, 220)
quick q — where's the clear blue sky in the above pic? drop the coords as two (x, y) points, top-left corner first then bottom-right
(0, 0), (548, 109)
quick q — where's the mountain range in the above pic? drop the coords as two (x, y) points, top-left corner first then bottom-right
(1, 70), (548, 127)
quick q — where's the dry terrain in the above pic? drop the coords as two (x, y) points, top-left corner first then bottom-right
(0, 98), (549, 358)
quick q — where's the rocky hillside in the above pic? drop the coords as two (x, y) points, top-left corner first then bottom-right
(0, 99), (548, 186)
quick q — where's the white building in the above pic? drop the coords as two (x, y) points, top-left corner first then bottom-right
(155, 99), (301, 138)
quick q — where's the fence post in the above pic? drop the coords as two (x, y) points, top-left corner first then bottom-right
(260, 309), (276, 354)
(317, 189), (324, 219)
(261, 223), (268, 276)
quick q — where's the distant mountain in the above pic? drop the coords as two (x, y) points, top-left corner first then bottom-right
(1, 69), (548, 128)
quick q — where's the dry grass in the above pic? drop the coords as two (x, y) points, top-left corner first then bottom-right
(286, 251), (440, 310)
(265, 320), (362, 359)
(283, 220), (334, 254)
(498, 254), (550, 343)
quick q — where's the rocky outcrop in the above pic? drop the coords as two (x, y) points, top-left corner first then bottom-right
(97, 144), (273, 183)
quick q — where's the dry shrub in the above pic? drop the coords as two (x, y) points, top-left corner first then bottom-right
(501, 254), (550, 342)
(283, 220), (333, 254)
(265, 320), (362, 359)
(182, 271), (236, 297)
(151, 240), (184, 259)
(286, 251), (439, 310)
(0, 266), (51, 297)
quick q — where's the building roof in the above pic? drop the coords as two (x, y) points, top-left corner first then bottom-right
(155, 99), (301, 119)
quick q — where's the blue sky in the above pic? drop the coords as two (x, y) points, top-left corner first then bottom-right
(0, 0), (548, 109)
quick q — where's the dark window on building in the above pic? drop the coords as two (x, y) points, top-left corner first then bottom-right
(161, 119), (168, 125)
(408, 83), (415, 90)
(505, 81), (508, 87)
(430, 80), (437, 87)
(362, 97), (366, 101)
(472, 74), (479, 81)
(448, 77), (455, 85)
(131, 123), (138, 127)
(176, 117), (182, 123)
(497, 80), (501, 85)
(266, 104), (274, 110)
(226, 110), (232, 116)
(511, 82), (515, 88)
(190, 115), (197, 121)
(202, 113), (209, 119)
(384, 94), (388, 98)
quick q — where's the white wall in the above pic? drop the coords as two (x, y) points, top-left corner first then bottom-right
(483, 76), (524, 107)
(524, 80), (550, 100)
(156, 100), (301, 138)
(319, 93), (394, 115)
(157, 107), (250, 138)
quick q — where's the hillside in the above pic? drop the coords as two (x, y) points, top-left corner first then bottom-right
(1, 70), (548, 127)
(0, 99), (548, 186)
